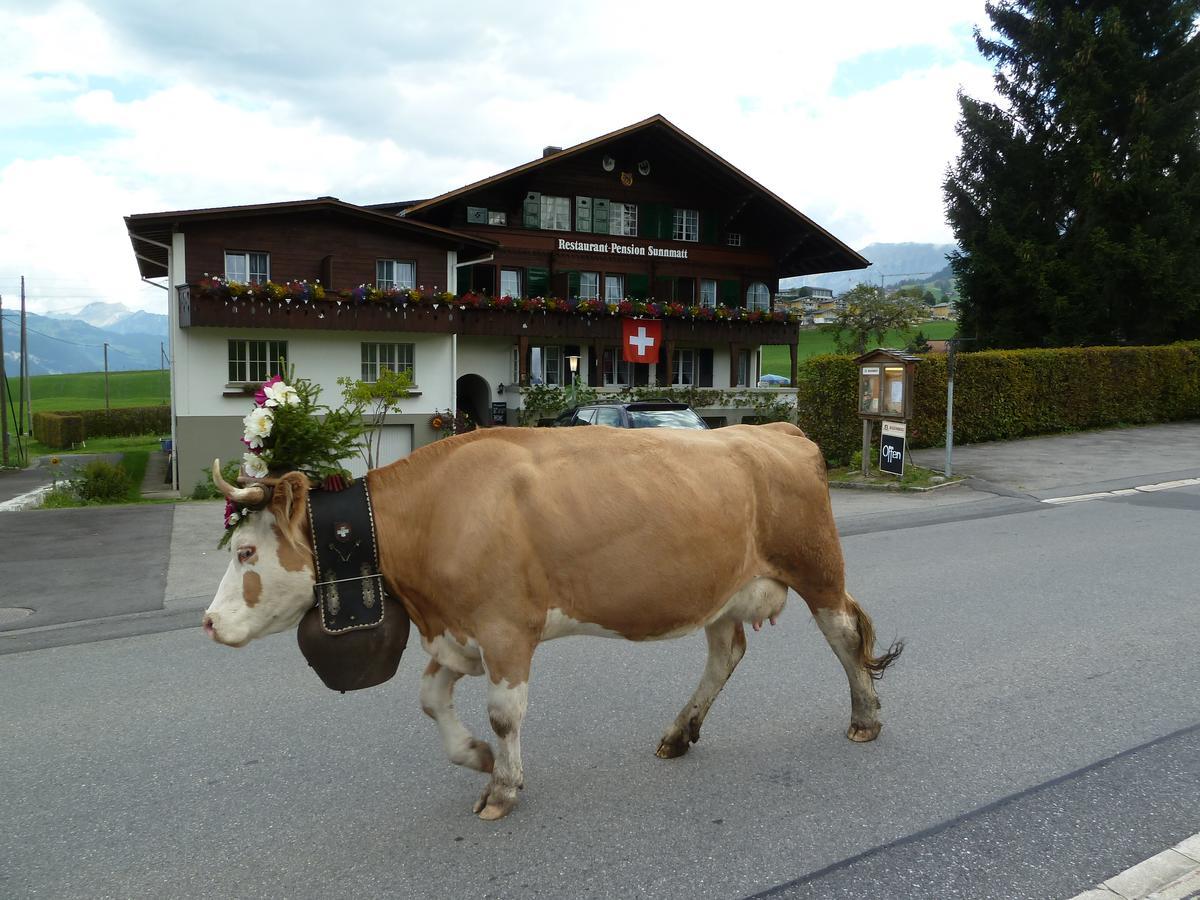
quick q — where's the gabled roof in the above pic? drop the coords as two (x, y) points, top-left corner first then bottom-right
(401, 114), (869, 276)
(125, 196), (496, 280)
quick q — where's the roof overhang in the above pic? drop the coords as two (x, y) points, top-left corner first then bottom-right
(124, 197), (497, 280)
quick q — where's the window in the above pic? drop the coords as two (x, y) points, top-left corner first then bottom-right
(727, 232), (743, 247)
(361, 342), (415, 383)
(377, 260), (416, 290)
(594, 407), (622, 427)
(500, 268), (522, 298)
(673, 348), (696, 386)
(746, 282), (771, 311)
(673, 208), (699, 242)
(225, 251), (269, 284)
(737, 349), (752, 388)
(488, 211), (507, 226)
(539, 195), (571, 231)
(605, 274), (624, 302)
(579, 272), (599, 300)
(602, 348), (631, 386)
(531, 345), (564, 385)
(609, 202), (638, 236)
(228, 339), (287, 383)
(700, 279), (718, 308)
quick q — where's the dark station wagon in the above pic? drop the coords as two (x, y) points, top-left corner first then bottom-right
(547, 401), (710, 430)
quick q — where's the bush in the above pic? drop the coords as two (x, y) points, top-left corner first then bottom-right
(76, 407), (170, 438)
(32, 413), (85, 449)
(192, 459), (242, 500)
(74, 460), (132, 502)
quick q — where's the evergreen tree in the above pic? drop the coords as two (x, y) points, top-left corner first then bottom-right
(945, 1), (1200, 348)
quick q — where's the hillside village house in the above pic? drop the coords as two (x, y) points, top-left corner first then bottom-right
(126, 115), (867, 490)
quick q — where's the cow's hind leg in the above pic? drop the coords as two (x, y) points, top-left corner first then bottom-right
(657, 617), (747, 759)
(810, 592), (903, 742)
(420, 660), (494, 773)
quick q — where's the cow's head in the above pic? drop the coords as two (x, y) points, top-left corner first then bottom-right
(204, 461), (316, 647)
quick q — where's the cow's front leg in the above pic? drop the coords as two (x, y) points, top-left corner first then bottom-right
(420, 660), (493, 773)
(473, 638), (533, 821)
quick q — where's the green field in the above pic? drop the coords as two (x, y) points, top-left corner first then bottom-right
(8, 369), (170, 413)
(761, 321), (958, 376)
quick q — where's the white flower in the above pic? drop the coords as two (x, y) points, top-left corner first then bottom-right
(228, 511), (240, 525)
(262, 380), (300, 407)
(242, 452), (269, 478)
(243, 407), (274, 448)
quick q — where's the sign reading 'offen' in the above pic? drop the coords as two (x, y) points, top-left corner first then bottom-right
(557, 238), (689, 259)
(880, 420), (907, 477)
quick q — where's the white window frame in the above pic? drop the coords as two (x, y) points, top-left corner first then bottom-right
(609, 202), (638, 237)
(539, 195), (571, 231)
(579, 272), (600, 300)
(727, 232), (743, 247)
(531, 345), (564, 386)
(376, 259), (416, 291)
(488, 210), (507, 226)
(228, 339), (287, 384)
(700, 279), (718, 308)
(673, 209), (699, 242)
(500, 268), (522, 298)
(746, 282), (771, 312)
(360, 342), (415, 384)
(225, 251), (270, 284)
(672, 348), (696, 386)
(604, 274), (624, 302)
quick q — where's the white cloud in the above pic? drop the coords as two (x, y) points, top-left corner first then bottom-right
(0, 0), (998, 314)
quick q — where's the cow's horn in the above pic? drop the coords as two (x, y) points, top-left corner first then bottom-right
(212, 459), (271, 507)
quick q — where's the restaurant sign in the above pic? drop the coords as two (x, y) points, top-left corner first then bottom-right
(557, 238), (688, 260)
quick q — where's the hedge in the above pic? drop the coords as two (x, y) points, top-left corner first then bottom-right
(73, 406), (171, 438)
(796, 341), (1200, 464)
(32, 413), (85, 449)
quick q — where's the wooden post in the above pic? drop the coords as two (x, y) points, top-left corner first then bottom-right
(1, 289), (8, 467)
(103, 342), (111, 411)
(789, 340), (799, 389)
(861, 418), (871, 477)
(19, 276), (28, 435)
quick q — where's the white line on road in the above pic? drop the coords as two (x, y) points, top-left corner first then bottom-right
(1044, 478), (1200, 505)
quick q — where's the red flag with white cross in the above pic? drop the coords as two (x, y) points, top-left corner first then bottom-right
(622, 318), (662, 364)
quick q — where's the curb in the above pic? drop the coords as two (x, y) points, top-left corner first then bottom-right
(1070, 832), (1200, 899)
(828, 476), (969, 493)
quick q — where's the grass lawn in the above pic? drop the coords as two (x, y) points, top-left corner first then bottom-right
(761, 321), (959, 377)
(11, 369), (170, 413)
(23, 434), (164, 461)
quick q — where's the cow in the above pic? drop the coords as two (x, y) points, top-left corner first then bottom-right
(204, 421), (902, 820)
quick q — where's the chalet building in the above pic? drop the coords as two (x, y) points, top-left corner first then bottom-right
(126, 115), (867, 491)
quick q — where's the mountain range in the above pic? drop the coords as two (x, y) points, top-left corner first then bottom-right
(783, 242), (958, 294)
(2, 302), (168, 376)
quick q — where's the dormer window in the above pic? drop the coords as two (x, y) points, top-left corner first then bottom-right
(727, 232), (743, 247)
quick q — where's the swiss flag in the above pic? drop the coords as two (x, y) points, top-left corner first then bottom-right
(622, 318), (662, 364)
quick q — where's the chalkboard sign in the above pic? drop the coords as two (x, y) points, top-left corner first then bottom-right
(491, 402), (508, 426)
(880, 420), (907, 476)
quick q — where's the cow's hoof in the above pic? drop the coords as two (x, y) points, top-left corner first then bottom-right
(656, 732), (690, 759)
(473, 783), (517, 820)
(847, 722), (881, 742)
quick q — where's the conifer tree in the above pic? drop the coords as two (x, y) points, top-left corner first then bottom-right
(944, 1), (1200, 347)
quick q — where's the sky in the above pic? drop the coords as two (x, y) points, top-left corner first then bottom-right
(0, 0), (997, 316)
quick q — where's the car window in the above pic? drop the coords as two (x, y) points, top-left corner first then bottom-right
(627, 409), (708, 429)
(593, 407), (622, 427)
(572, 408), (598, 425)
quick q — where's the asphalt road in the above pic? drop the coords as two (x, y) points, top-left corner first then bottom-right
(2, 480), (1198, 899)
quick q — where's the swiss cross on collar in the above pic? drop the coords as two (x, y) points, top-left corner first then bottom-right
(335, 522), (353, 541)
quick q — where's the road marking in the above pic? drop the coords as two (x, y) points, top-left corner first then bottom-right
(1067, 831), (1200, 899)
(1044, 477), (1200, 505)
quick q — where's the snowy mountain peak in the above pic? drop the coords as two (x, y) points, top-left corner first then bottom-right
(45, 301), (138, 329)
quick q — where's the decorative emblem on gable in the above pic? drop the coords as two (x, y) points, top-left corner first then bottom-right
(620, 171), (634, 187)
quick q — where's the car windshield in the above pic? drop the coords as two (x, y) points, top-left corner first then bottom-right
(627, 409), (707, 429)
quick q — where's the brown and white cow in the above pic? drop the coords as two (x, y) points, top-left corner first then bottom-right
(204, 421), (902, 820)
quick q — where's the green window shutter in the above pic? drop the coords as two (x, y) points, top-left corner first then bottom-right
(626, 273), (650, 300)
(593, 199), (609, 234)
(698, 349), (714, 387)
(527, 266), (550, 296)
(575, 197), (592, 233)
(719, 279), (740, 306)
(654, 276), (674, 301)
(658, 203), (674, 239)
(567, 271), (581, 298)
(458, 265), (473, 293)
(638, 204), (654, 238)
(700, 212), (718, 244)
(523, 191), (541, 228)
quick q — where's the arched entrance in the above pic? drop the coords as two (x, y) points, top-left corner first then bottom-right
(455, 374), (492, 429)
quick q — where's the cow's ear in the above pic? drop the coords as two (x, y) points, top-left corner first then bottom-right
(270, 472), (310, 536)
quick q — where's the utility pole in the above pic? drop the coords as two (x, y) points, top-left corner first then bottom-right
(1, 290), (8, 467)
(160, 341), (167, 406)
(19, 276), (28, 435)
(944, 338), (976, 477)
(103, 342), (110, 411)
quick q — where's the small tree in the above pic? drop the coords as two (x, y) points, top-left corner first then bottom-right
(823, 284), (927, 355)
(338, 367), (413, 469)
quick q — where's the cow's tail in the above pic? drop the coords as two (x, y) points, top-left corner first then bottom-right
(846, 593), (903, 680)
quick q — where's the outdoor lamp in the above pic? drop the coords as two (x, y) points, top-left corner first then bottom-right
(497, 382), (505, 395)
(568, 355), (580, 375)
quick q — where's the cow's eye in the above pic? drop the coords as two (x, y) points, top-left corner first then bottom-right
(237, 547), (256, 564)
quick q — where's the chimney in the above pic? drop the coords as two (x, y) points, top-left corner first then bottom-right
(542, 145), (563, 158)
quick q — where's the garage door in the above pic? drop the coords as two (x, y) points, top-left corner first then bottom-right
(346, 424), (413, 477)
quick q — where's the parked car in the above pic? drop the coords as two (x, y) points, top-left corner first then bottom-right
(547, 400), (710, 430)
